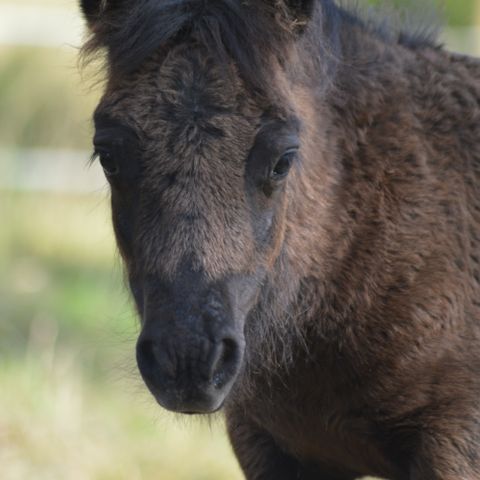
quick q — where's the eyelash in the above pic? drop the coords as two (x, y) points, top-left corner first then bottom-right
(92, 148), (119, 176)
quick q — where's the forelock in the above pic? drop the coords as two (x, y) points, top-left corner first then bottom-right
(81, 0), (303, 92)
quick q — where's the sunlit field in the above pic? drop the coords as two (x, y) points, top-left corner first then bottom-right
(1, 0), (479, 479)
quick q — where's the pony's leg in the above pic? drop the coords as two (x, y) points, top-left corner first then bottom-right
(226, 415), (357, 480)
(227, 416), (300, 480)
(405, 411), (480, 480)
(409, 433), (480, 480)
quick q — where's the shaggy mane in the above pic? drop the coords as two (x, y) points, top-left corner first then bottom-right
(81, 0), (440, 90)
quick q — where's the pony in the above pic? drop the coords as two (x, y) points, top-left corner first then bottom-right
(79, 1), (480, 478)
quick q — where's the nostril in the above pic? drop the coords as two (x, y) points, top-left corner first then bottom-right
(220, 338), (237, 367)
(137, 337), (178, 386)
(136, 339), (156, 381)
(211, 338), (239, 389)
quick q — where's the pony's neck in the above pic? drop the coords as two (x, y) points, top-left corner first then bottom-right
(285, 9), (426, 331)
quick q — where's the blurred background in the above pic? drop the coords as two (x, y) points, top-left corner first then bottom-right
(0, 1), (479, 479)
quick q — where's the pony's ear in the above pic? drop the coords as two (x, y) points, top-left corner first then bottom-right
(284, 0), (315, 22)
(79, 0), (110, 28)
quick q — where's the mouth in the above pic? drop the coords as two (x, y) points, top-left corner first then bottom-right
(180, 401), (225, 416)
(151, 386), (228, 415)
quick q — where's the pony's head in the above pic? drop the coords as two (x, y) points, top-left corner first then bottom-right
(80, 0), (334, 414)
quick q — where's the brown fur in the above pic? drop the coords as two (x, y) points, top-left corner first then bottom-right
(80, 0), (480, 478)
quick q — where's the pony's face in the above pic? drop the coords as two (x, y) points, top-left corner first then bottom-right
(81, 0), (314, 414)
(93, 44), (301, 413)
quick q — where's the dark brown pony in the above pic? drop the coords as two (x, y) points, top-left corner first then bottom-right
(79, 1), (480, 478)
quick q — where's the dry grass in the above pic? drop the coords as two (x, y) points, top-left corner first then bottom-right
(0, 353), (243, 480)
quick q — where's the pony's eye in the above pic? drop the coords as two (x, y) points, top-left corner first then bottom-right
(271, 149), (297, 180)
(97, 150), (119, 177)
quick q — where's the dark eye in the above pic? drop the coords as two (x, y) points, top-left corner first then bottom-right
(96, 149), (119, 177)
(271, 149), (297, 180)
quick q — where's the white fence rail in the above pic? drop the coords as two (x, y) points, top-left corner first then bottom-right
(0, 4), (84, 48)
(0, 148), (105, 194)
(443, 27), (480, 55)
